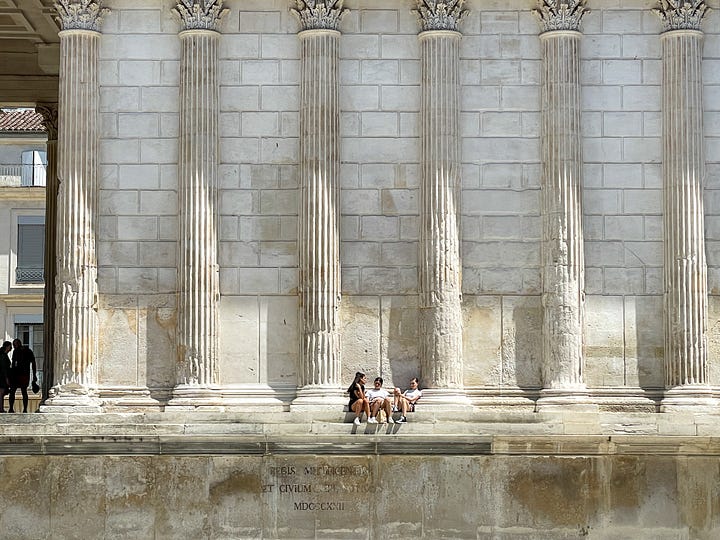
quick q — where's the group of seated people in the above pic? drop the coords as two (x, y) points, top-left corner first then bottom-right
(347, 372), (421, 426)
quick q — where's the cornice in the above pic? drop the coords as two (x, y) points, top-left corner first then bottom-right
(533, 0), (588, 33)
(415, 0), (468, 32)
(54, 0), (108, 32)
(291, 0), (348, 32)
(174, 0), (229, 32)
(654, 0), (709, 32)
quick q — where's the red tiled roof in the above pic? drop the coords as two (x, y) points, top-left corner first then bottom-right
(0, 109), (46, 132)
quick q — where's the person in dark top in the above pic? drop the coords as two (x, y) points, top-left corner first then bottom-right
(9, 338), (37, 413)
(347, 371), (370, 426)
(0, 341), (11, 412)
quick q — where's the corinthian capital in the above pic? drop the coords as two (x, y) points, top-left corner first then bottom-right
(654, 0), (709, 32)
(54, 0), (108, 32)
(174, 0), (228, 32)
(534, 0), (588, 33)
(415, 0), (468, 32)
(291, 0), (348, 32)
(36, 103), (59, 141)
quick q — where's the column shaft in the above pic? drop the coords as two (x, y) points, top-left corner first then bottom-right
(176, 30), (220, 388)
(53, 30), (100, 393)
(299, 30), (341, 390)
(37, 104), (58, 401)
(540, 32), (585, 389)
(419, 31), (463, 389)
(662, 30), (708, 388)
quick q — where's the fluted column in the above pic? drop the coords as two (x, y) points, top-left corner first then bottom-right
(290, 1), (347, 409)
(534, 0), (592, 409)
(169, 1), (227, 407)
(42, 1), (107, 411)
(36, 103), (58, 403)
(655, 0), (715, 409)
(414, 1), (470, 408)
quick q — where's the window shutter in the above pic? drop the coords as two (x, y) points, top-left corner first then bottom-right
(17, 217), (45, 282)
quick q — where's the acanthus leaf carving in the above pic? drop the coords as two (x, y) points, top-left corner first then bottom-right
(654, 0), (709, 32)
(291, 0), (348, 32)
(415, 0), (468, 32)
(534, 0), (588, 33)
(36, 103), (59, 141)
(54, 0), (108, 32)
(174, 0), (228, 32)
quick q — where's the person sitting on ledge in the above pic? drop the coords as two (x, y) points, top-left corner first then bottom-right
(393, 377), (421, 423)
(365, 377), (394, 424)
(347, 371), (371, 426)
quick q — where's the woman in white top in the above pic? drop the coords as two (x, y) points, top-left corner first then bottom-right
(393, 377), (421, 423)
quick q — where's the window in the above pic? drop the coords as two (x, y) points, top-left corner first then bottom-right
(16, 215), (45, 284)
(20, 150), (46, 187)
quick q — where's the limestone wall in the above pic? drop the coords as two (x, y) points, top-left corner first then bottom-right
(1, 451), (719, 538)
(93, 0), (720, 403)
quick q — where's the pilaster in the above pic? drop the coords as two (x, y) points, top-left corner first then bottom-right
(655, 1), (716, 410)
(168, 1), (227, 409)
(42, 0), (108, 411)
(290, 1), (347, 410)
(415, 1), (471, 409)
(534, 0), (594, 411)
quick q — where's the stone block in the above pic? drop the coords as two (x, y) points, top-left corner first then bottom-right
(220, 87), (259, 111)
(501, 295), (542, 388)
(99, 304), (139, 386)
(341, 296), (381, 384)
(220, 35), (260, 59)
(603, 59), (642, 85)
(139, 137), (177, 164)
(340, 35), (380, 59)
(361, 111), (398, 137)
(140, 87), (179, 113)
(239, 10), (281, 33)
(118, 60), (161, 86)
(242, 60), (280, 85)
(100, 190), (139, 215)
(583, 35), (622, 58)
(463, 295), (502, 387)
(381, 85), (419, 112)
(260, 35), (298, 60)
(380, 35), (419, 59)
(585, 295), (625, 387)
(603, 112), (642, 137)
(101, 139), (140, 165)
(361, 10), (398, 33)
(261, 86), (299, 111)
(117, 268), (158, 294)
(219, 296), (260, 384)
(117, 216), (158, 240)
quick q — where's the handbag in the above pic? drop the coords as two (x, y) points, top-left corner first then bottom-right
(31, 381), (39, 394)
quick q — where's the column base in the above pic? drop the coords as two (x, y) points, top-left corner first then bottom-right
(166, 385), (224, 411)
(414, 388), (473, 413)
(536, 387), (598, 412)
(290, 385), (347, 413)
(40, 383), (103, 413)
(661, 386), (718, 412)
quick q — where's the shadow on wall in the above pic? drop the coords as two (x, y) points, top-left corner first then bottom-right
(145, 302), (177, 403)
(633, 296), (665, 391)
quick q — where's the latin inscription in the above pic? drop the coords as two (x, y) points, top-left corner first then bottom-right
(264, 463), (370, 512)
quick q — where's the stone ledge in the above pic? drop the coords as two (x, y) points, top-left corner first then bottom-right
(1, 433), (720, 457)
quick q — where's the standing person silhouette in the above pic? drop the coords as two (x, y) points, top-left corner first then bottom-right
(8, 338), (37, 413)
(0, 341), (11, 412)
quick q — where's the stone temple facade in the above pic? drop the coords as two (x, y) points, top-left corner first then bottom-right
(1, 0), (720, 537)
(35, 0), (720, 414)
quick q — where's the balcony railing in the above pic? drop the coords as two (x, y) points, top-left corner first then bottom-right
(0, 164), (47, 187)
(16, 266), (44, 284)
